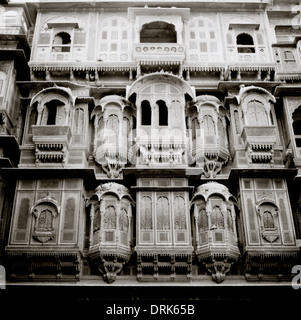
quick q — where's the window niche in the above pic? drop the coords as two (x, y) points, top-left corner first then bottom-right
(31, 196), (60, 244)
(257, 202), (280, 243)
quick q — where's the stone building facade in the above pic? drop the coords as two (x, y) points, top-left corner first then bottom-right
(1, 0), (301, 289)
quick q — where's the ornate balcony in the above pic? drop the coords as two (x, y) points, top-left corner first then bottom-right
(87, 183), (134, 283)
(241, 125), (278, 166)
(191, 182), (240, 283)
(32, 125), (72, 165)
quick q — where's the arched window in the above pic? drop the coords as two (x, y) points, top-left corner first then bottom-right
(93, 207), (100, 232)
(191, 118), (199, 140)
(97, 117), (104, 138)
(140, 196), (152, 230)
(203, 115), (215, 135)
(28, 104), (38, 134)
(141, 100), (152, 125)
(157, 100), (168, 126)
(257, 202), (278, 233)
(198, 204), (208, 232)
(52, 32), (71, 52)
(246, 99), (268, 125)
(218, 117), (226, 147)
(174, 196), (186, 230)
(31, 201), (58, 243)
(227, 208), (234, 233)
(140, 21), (177, 43)
(191, 117), (200, 156)
(211, 205), (224, 229)
(119, 208), (129, 232)
(103, 204), (117, 242)
(234, 110), (241, 134)
(188, 17), (219, 61)
(105, 114), (119, 148)
(156, 196), (170, 230)
(262, 210), (275, 229)
(236, 33), (255, 53)
(104, 205), (117, 229)
(42, 100), (65, 125)
(73, 107), (84, 134)
(37, 209), (53, 230)
(106, 114), (119, 135)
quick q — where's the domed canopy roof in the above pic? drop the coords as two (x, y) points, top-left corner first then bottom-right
(192, 182), (236, 202)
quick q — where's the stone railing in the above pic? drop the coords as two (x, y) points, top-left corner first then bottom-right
(242, 125), (277, 147)
(133, 43), (185, 64)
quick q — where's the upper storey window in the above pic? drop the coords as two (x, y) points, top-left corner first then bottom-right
(226, 19), (267, 62)
(98, 17), (129, 62)
(188, 17), (220, 62)
(140, 21), (177, 43)
(236, 33), (255, 53)
(34, 18), (86, 62)
(52, 32), (71, 52)
(274, 47), (299, 73)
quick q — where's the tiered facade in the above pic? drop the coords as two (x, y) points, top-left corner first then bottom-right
(1, 0), (301, 285)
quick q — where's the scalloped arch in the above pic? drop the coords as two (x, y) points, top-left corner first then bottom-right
(30, 86), (75, 107)
(126, 72), (195, 100)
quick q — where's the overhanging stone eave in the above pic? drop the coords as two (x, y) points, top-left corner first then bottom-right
(218, 81), (282, 93)
(229, 167), (298, 180)
(123, 167), (202, 177)
(0, 167), (96, 181)
(33, 0), (270, 11)
(274, 84), (301, 96)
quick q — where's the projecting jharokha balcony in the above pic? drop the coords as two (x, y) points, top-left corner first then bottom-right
(133, 43), (185, 64)
(32, 125), (72, 164)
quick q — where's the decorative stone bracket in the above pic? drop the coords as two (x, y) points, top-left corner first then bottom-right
(204, 258), (233, 284)
(97, 257), (125, 284)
